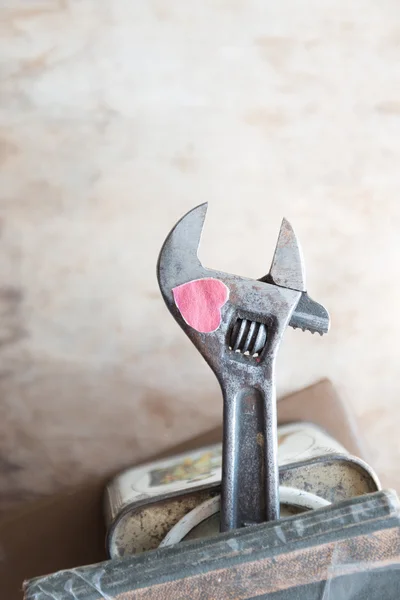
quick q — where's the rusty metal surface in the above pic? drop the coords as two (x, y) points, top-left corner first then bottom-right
(157, 204), (330, 531)
(107, 457), (380, 557)
(108, 490), (217, 557)
(106, 430), (380, 558)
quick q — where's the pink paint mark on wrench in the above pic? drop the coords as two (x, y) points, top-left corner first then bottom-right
(172, 278), (229, 333)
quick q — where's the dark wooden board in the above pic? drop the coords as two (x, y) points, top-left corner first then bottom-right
(24, 490), (400, 600)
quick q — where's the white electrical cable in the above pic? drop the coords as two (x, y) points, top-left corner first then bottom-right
(279, 486), (331, 511)
(159, 496), (219, 548)
(159, 487), (330, 548)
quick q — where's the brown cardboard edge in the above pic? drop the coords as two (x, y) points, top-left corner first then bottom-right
(277, 377), (369, 461)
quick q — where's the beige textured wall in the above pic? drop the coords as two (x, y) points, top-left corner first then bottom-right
(1, 1), (400, 506)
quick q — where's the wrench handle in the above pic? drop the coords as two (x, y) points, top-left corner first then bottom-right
(221, 383), (279, 532)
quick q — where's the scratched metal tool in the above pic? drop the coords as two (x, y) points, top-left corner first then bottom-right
(157, 204), (330, 531)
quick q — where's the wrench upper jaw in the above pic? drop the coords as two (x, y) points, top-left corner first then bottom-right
(268, 218), (306, 293)
(157, 203), (210, 306)
(265, 218), (330, 335)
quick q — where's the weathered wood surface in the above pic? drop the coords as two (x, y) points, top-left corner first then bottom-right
(24, 490), (400, 600)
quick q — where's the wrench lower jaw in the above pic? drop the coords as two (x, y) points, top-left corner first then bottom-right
(289, 292), (330, 335)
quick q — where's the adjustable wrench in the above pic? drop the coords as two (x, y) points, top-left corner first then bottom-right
(157, 204), (329, 531)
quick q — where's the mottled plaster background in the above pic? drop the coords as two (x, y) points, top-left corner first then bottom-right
(0, 0), (400, 507)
